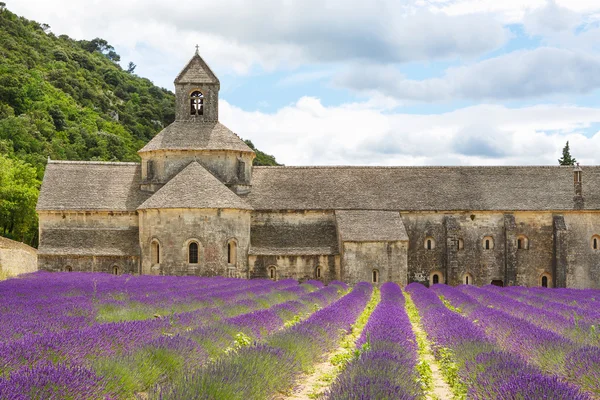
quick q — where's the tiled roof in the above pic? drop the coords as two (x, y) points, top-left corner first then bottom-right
(38, 228), (139, 256)
(138, 121), (254, 153)
(174, 52), (219, 84)
(336, 210), (408, 242)
(37, 161), (150, 212)
(250, 219), (339, 255)
(246, 166), (600, 211)
(138, 162), (253, 210)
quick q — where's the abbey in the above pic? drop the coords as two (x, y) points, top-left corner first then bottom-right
(37, 50), (600, 288)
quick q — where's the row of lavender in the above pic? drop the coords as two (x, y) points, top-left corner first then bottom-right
(0, 272), (347, 398)
(407, 284), (589, 400)
(156, 282), (374, 399)
(325, 282), (422, 399)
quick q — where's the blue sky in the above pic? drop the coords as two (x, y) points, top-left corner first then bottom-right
(10, 0), (600, 166)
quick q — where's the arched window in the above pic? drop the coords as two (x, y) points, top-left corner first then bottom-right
(463, 273), (473, 285)
(315, 266), (322, 279)
(483, 236), (494, 250)
(430, 271), (443, 286)
(268, 266), (277, 281)
(190, 90), (204, 115)
(188, 242), (199, 264)
(540, 273), (552, 288)
(591, 235), (600, 250)
(65, 266), (72, 272)
(112, 266), (120, 275)
(457, 238), (464, 251)
(227, 239), (237, 265)
(491, 280), (504, 287)
(424, 237), (435, 250)
(151, 240), (160, 265)
(517, 235), (529, 250)
(372, 269), (379, 283)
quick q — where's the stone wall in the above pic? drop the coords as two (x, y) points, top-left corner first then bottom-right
(341, 241), (408, 286)
(249, 254), (339, 283)
(401, 211), (559, 287)
(0, 237), (37, 276)
(175, 82), (219, 122)
(140, 150), (254, 189)
(37, 211), (140, 274)
(563, 212), (600, 289)
(38, 255), (138, 275)
(139, 208), (251, 277)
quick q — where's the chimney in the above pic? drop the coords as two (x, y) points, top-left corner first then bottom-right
(574, 163), (584, 210)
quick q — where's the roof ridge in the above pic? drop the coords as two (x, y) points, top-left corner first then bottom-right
(48, 160), (140, 166)
(138, 161), (252, 210)
(253, 165), (593, 170)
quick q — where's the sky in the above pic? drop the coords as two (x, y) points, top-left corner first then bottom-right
(9, 0), (600, 166)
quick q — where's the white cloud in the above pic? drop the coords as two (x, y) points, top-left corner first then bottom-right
(334, 48), (600, 101)
(9, 0), (508, 82)
(220, 98), (600, 166)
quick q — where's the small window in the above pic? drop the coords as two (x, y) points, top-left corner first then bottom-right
(112, 266), (120, 275)
(227, 239), (237, 265)
(574, 170), (582, 184)
(457, 238), (464, 251)
(372, 269), (379, 283)
(315, 266), (322, 279)
(592, 235), (600, 250)
(424, 237), (435, 250)
(188, 242), (199, 264)
(430, 271), (443, 286)
(65, 266), (72, 272)
(268, 266), (277, 281)
(151, 240), (160, 264)
(517, 235), (529, 250)
(146, 160), (154, 180)
(190, 90), (204, 115)
(483, 236), (494, 250)
(491, 280), (504, 287)
(463, 273), (473, 285)
(540, 273), (552, 288)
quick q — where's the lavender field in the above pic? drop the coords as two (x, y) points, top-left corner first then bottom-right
(0, 272), (599, 399)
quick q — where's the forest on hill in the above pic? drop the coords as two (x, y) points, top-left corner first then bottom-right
(0, 5), (279, 247)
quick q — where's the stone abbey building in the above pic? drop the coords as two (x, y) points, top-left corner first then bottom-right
(37, 51), (600, 288)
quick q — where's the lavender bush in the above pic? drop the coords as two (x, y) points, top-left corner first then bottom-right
(325, 282), (422, 399)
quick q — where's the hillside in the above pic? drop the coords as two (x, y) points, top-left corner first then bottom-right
(0, 5), (279, 246)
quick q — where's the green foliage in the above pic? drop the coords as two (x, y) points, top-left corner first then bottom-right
(244, 139), (281, 166)
(559, 141), (577, 166)
(0, 6), (279, 247)
(0, 154), (40, 245)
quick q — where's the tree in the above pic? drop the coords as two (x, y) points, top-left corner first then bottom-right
(558, 141), (577, 166)
(127, 62), (136, 73)
(0, 3), (6, 13)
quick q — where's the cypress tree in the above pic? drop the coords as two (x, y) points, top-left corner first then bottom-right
(558, 141), (577, 166)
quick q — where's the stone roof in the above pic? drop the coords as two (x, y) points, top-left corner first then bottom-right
(174, 52), (219, 85)
(37, 161), (150, 212)
(0, 236), (37, 254)
(38, 228), (139, 256)
(246, 166), (600, 211)
(250, 220), (339, 255)
(138, 162), (253, 210)
(138, 121), (254, 154)
(336, 210), (408, 242)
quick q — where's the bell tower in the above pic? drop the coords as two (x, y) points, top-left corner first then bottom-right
(174, 46), (220, 122)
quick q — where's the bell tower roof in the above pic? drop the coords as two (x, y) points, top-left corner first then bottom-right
(174, 47), (220, 85)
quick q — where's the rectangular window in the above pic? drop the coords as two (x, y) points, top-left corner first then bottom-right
(147, 160), (154, 180)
